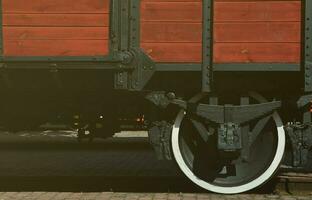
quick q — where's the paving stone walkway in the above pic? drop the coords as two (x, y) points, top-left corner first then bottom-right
(0, 192), (311, 200)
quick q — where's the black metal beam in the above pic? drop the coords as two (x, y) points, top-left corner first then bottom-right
(155, 63), (301, 72)
(202, 0), (213, 92)
(213, 63), (301, 72)
(155, 64), (201, 72)
(304, 0), (312, 92)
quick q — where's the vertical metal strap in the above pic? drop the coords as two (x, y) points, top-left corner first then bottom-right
(202, 0), (213, 92)
(113, 0), (129, 90)
(120, 0), (129, 51)
(129, 0), (140, 48)
(304, 0), (312, 92)
(0, 0), (3, 56)
(110, 0), (120, 52)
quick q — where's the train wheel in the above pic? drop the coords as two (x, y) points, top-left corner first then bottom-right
(171, 92), (285, 194)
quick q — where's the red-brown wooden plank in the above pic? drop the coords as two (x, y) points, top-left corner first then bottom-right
(2, 0), (109, 13)
(213, 43), (300, 63)
(214, 22), (300, 42)
(3, 14), (109, 27)
(214, 1), (301, 22)
(141, 43), (201, 63)
(141, 1), (202, 22)
(4, 40), (109, 56)
(141, 22), (202, 42)
(3, 27), (109, 40)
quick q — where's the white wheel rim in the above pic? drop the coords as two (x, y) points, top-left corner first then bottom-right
(171, 92), (285, 194)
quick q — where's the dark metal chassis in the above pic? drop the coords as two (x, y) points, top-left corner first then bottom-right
(0, 0), (312, 171)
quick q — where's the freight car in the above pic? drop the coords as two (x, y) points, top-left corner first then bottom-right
(0, 0), (311, 194)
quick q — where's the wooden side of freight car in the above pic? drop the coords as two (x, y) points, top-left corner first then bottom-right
(2, 0), (110, 56)
(140, 0), (301, 64)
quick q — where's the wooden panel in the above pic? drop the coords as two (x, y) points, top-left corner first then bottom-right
(141, 0), (301, 64)
(4, 40), (109, 56)
(214, 1), (301, 22)
(214, 0), (301, 64)
(4, 27), (109, 40)
(141, 22), (201, 42)
(141, 1), (201, 22)
(214, 22), (300, 42)
(3, 14), (109, 27)
(214, 43), (300, 63)
(141, 0), (202, 63)
(141, 43), (201, 63)
(2, 0), (109, 57)
(2, 0), (109, 13)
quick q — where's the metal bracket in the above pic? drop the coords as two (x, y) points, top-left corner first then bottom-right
(218, 123), (242, 151)
(285, 122), (312, 167)
(148, 121), (173, 160)
(145, 91), (172, 109)
(112, 0), (154, 91)
(172, 100), (281, 124)
(297, 93), (312, 108)
(129, 48), (155, 91)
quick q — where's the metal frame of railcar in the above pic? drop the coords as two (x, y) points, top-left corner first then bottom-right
(303, 0), (312, 92)
(0, 0), (310, 92)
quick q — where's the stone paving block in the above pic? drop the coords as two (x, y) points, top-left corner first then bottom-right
(1, 192), (312, 200)
(264, 195), (280, 199)
(238, 195), (254, 200)
(280, 196), (298, 200)
(96, 192), (114, 200)
(124, 193), (140, 199)
(168, 193), (182, 200)
(253, 195), (271, 200)
(297, 196), (312, 200)
(153, 193), (168, 199)
(81, 192), (102, 200)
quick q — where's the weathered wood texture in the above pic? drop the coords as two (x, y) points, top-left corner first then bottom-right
(140, 0), (301, 64)
(2, 0), (110, 56)
(141, 0), (202, 63)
